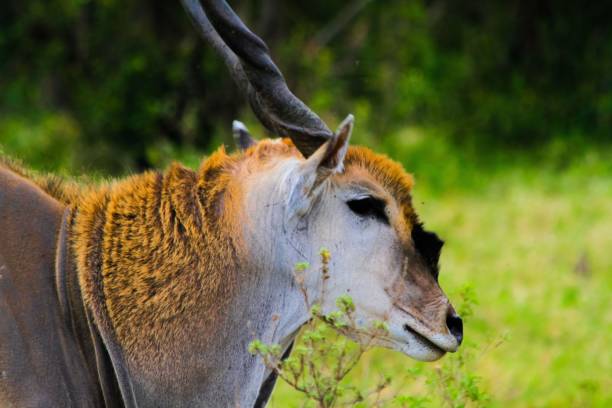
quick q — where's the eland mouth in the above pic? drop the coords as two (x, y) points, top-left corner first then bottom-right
(393, 303), (463, 356)
(391, 321), (459, 362)
(402, 323), (448, 354)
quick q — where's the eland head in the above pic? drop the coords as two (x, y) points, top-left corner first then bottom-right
(182, 0), (463, 362)
(229, 119), (462, 362)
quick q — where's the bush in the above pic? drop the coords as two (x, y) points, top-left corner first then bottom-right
(249, 250), (495, 407)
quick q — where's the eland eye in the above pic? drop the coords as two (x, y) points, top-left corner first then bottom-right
(347, 196), (388, 224)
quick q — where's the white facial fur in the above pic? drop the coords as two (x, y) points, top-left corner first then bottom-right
(298, 183), (458, 361)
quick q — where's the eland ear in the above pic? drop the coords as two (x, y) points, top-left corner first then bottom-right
(302, 114), (353, 175)
(287, 115), (354, 217)
(232, 120), (257, 151)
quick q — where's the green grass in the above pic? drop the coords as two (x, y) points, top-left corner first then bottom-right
(269, 133), (612, 407)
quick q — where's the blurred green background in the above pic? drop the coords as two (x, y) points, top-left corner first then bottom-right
(1, 0), (611, 406)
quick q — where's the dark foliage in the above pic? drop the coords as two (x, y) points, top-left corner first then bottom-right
(1, 0), (610, 172)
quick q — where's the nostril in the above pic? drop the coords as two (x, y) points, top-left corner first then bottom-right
(446, 312), (463, 345)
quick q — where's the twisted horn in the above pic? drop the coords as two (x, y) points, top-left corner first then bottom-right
(181, 0), (334, 157)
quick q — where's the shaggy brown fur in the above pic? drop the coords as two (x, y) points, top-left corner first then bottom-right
(68, 150), (247, 380)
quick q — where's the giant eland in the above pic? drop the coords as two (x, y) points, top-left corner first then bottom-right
(0, 1), (463, 406)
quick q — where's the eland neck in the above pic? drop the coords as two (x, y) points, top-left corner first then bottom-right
(68, 147), (315, 407)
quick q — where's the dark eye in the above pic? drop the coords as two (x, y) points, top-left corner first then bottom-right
(347, 196), (388, 224)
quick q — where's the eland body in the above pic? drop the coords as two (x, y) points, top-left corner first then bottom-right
(0, 1), (462, 407)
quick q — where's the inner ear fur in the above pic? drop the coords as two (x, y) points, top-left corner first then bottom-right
(303, 114), (354, 176)
(320, 114), (353, 171)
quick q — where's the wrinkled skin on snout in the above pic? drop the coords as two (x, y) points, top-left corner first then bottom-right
(241, 116), (463, 362)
